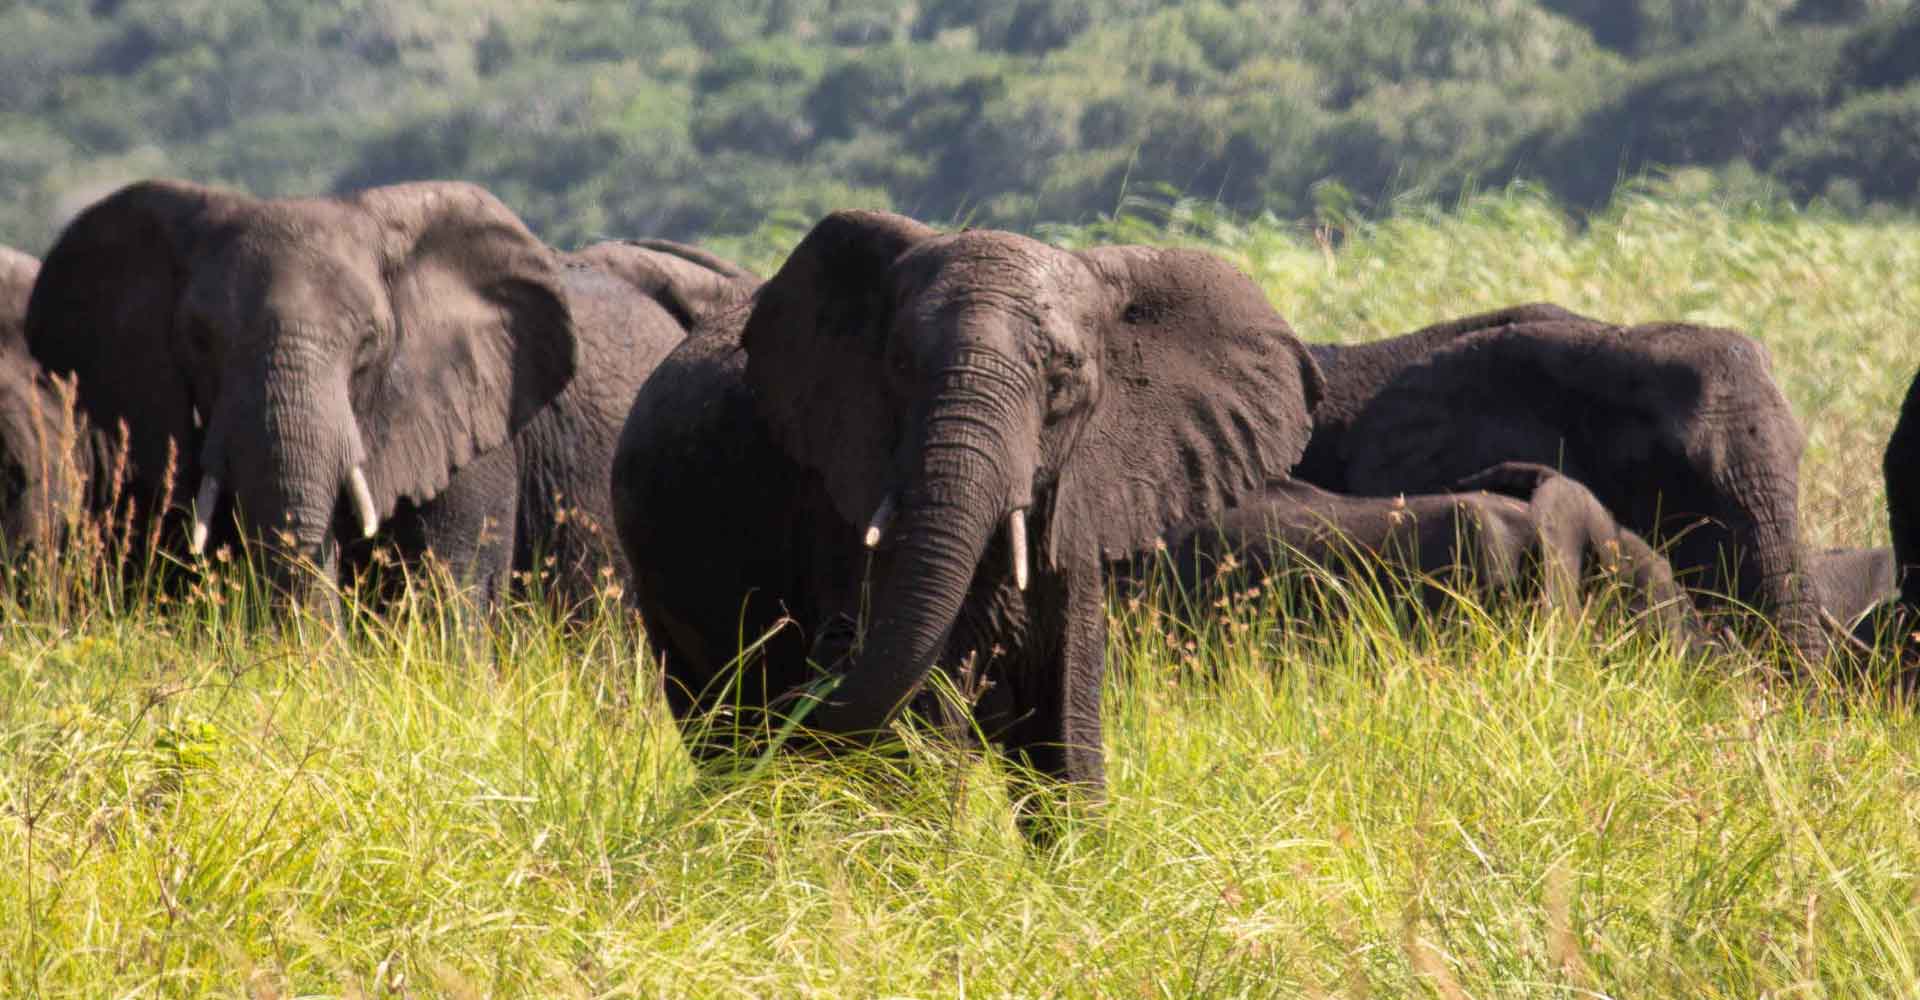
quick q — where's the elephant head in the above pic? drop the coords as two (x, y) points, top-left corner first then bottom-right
(1340, 319), (1820, 657)
(0, 247), (89, 558)
(740, 211), (1321, 755)
(25, 180), (575, 597)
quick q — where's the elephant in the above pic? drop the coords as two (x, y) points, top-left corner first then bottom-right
(1129, 461), (1705, 651)
(0, 247), (92, 558)
(1888, 366), (1920, 613)
(24, 179), (714, 610)
(1837, 368), (1920, 665)
(566, 238), (760, 327)
(612, 210), (1322, 800)
(1297, 304), (1821, 658)
(1807, 546), (1895, 630)
(0, 247), (33, 345)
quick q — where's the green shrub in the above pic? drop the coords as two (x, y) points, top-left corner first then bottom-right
(1778, 82), (1920, 203)
(1841, 4), (1920, 90)
(1493, 30), (1845, 207)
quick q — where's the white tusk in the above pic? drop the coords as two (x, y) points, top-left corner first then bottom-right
(1008, 508), (1029, 591)
(191, 405), (203, 430)
(348, 465), (379, 539)
(189, 475), (220, 556)
(863, 494), (896, 550)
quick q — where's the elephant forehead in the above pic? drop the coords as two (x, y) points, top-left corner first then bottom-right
(1624, 323), (1776, 381)
(894, 230), (1084, 301)
(191, 226), (389, 321)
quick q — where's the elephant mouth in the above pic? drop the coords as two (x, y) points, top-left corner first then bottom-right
(861, 489), (1031, 592)
(185, 463), (379, 557)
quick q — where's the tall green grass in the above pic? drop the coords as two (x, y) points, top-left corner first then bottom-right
(5, 185), (1920, 996)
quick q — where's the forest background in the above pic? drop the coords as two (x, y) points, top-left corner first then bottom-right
(3, 0), (1919, 254)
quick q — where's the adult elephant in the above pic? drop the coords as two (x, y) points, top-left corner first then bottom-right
(25, 179), (704, 609)
(1839, 370), (1920, 664)
(613, 210), (1321, 797)
(1298, 305), (1821, 658)
(567, 238), (760, 327)
(1885, 366), (1920, 613)
(0, 247), (91, 558)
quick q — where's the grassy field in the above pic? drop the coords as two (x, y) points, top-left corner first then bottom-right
(4, 186), (1920, 997)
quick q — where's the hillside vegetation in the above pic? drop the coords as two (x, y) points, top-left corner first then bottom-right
(4, 194), (1919, 996)
(4, 0), (1920, 251)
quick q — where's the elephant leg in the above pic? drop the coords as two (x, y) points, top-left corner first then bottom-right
(378, 447), (519, 615)
(987, 571), (1105, 799)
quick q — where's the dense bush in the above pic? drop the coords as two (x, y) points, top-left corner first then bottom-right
(0, 0), (1915, 251)
(1777, 82), (1920, 205)
(1488, 30), (1847, 208)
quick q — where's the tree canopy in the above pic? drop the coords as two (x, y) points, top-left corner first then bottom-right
(1, 0), (1915, 251)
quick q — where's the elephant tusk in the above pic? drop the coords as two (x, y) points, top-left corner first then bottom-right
(348, 465), (379, 539)
(189, 474), (220, 556)
(1008, 508), (1029, 591)
(863, 494), (896, 549)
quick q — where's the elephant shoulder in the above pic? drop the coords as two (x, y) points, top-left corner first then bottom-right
(1299, 305), (1593, 487)
(556, 265), (687, 403)
(615, 319), (768, 500)
(1338, 323), (1609, 495)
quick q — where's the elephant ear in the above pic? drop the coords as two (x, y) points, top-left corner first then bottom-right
(741, 210), (939, 530)
(1339, 320), (1709, 496)
(354, 182), (576, 510)
(570, 239), (759, 330)
(25, 179), (226, 508)
(0, 247), (38, 356)
(1053, 245), (1324, 566)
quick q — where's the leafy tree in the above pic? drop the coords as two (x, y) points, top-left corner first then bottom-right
(2, 0), (1918, 252)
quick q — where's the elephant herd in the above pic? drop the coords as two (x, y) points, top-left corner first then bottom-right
(1, 179), (1915, 812)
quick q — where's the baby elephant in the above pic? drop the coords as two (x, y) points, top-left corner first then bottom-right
(1138, 462), (1704, 649)
(1809, 546), (1895, 630)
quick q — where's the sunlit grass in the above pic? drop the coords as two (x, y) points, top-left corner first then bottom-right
(5, 185), (1920, 995)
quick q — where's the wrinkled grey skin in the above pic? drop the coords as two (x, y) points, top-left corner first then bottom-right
(568, 238), (760, 326)
(613, 210), (1321, 800)
(1132, 461), (1704, 651)
(1299, 304), (1820, 659)
(0, 247), (92, 558)
(1808, 546), (1894, 630)
(26, 180), (698, 609)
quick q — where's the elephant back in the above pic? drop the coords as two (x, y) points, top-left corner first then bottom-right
(1297, 303), (1599, 488)
(0, 246), (39, 356)
(567, 240), (760, 332)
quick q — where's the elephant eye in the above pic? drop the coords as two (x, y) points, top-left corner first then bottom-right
(1044, 353), (1086, 418)
(1122, 302), (1149, 324)
(353, 325), (385, 376)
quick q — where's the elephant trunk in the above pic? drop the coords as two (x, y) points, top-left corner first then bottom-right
(194, 352), (377, 605)
(1722, 463), (1824, 660)
(805, 355), (1035, 739)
